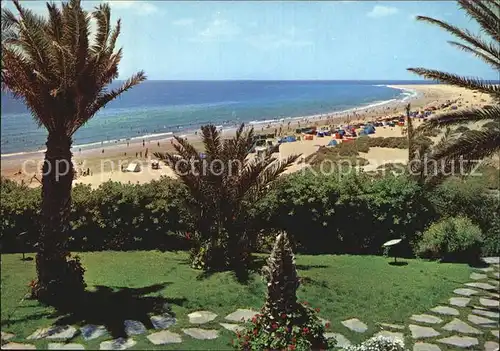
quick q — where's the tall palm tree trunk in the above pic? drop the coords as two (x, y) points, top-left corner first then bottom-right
(33, 133), (85, 305)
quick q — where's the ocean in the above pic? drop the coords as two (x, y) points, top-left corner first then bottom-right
(0, 80), (428, 155)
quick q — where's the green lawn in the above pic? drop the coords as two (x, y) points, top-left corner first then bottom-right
(1, 251), (473, 349)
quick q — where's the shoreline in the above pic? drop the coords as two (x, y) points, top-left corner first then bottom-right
(1, 84), (416, 159)
(1, 84), (492, 187)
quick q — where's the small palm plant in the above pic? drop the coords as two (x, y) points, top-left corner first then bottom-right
(408, 0), (500, 167)
(155, 125), (299, 272)
(2, 0), (145, 304)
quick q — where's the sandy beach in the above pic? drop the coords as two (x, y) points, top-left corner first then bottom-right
(1, 84), (493, 188)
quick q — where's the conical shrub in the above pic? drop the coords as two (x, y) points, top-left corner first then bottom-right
(234, 232), (335, 350)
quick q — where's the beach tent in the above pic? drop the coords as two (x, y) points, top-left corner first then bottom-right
(284, 136), (297, 143)
(359, 130), (368, 136)
(327, 140), (338, 147)
(126, 162), (141, 172)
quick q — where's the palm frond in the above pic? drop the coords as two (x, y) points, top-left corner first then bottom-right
(415, 15), (499, 69)
(433, 128), (500, 161)
(407, 68), (500, 98)
(448, 41), (500, 69)
(416, 105), (500, 133)
(458, 0), (500, 43)
(83, 71), (146, 131)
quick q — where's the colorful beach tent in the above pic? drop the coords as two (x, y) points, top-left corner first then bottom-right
(283, 136), (297, 143)
(126, 163), (141, 172)
(327, 140), (338, 147)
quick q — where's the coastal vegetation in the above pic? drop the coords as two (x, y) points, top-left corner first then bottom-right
(408, 0), (500, 164)
(1, 0), (145, 305)
(154, 124), (299, 273)
(2, 170), (498, 260)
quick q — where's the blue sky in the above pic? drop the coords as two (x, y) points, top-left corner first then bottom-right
(3, 1), (499, 80)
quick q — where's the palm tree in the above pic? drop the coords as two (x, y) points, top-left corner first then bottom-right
(408, 0), (499, 166)
(1, 0), (145, 304)
(155, 125), (299, 273)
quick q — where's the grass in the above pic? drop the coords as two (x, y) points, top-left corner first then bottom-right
(1, 251), (473, 349)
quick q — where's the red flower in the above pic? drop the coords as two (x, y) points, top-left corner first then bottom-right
(281, 313), (287, 319)
(185, 232), (191, 240)
(315, 308), (320, 312)
(253, 328), (258, 336)
(251, 316), (257, 323)
(272, 322), (278, 330)
(288, 345), (296, 351)
(302, 327), (309, 334)
(303, 301), (308, 305)
(325, 322), (331, 329)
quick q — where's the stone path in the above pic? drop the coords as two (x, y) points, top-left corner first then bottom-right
(2, 257), (498, 350)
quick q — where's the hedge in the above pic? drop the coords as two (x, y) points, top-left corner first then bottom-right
(1, 172), (498, 256)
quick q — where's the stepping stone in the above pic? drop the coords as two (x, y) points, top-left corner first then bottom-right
(442, 318), (482, 335)
(27, 326), (77, 340)
(489, 280), (500, 286)
(224, 309), (258, 322)
(341, 318), (368, 333)
(150, 314), (176, 330)
(476, 267), (494, 273)
(454, 288), (478, 296)
(413, 343), (441, 351)
(480, 298), (500, 308)
(470, 272), (488, 280)
(48, 343), (85, 350)
(483, 257), (500, 265)
(473, 307), (500, 318)
(493, 272), (500, 279)
(410, 314), (443, 324)
(467, 314), (498, 326)
(378, 323), (405, 330)
(492, 330), (499, 339)
(374, 331), (404, 342)
(99, 338), (136, 350)
(485, 341), (499, 351)
(430, 306), (459, 316)
(147, 330), (182, 345)
(490, 292), (500, 299)
(324, 333), (351, 348)
(465, 282), (497, 291)
(1, 343), (36, 350)
(187, 311), (217, 324)
(81, 325), (107, 341)
(182, 328), (218, 340)
(437, 336), (478, 348)
(449, 297), (470, 307)
(124, 320), (146, 336)
(409, 324), (440, 339)
(1, 332), (14, 341)
(219, 323), (245, 333)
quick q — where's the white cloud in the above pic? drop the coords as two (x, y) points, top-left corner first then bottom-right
(172, 18), (194, 26)
(189, 17), (240, 43)
(367, 5), (399, 18)
(107, 1), (159, 16)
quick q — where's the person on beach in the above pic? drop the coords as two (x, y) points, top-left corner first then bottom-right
(157, 141), (160, 147)
(127, 142), (129, 147)
(142, 139), (145, 147)
(145, 148), (148, 158)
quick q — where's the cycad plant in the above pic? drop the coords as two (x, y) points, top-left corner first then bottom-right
(408, 0), (500, 168)
(155, 125), (298, 272)
(1, 0), (145, 304)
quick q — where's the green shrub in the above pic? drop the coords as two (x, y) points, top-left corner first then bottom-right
(416, 216), (483, 262)
(255, 172), (435, 256)
(1, 177), (192, 252)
